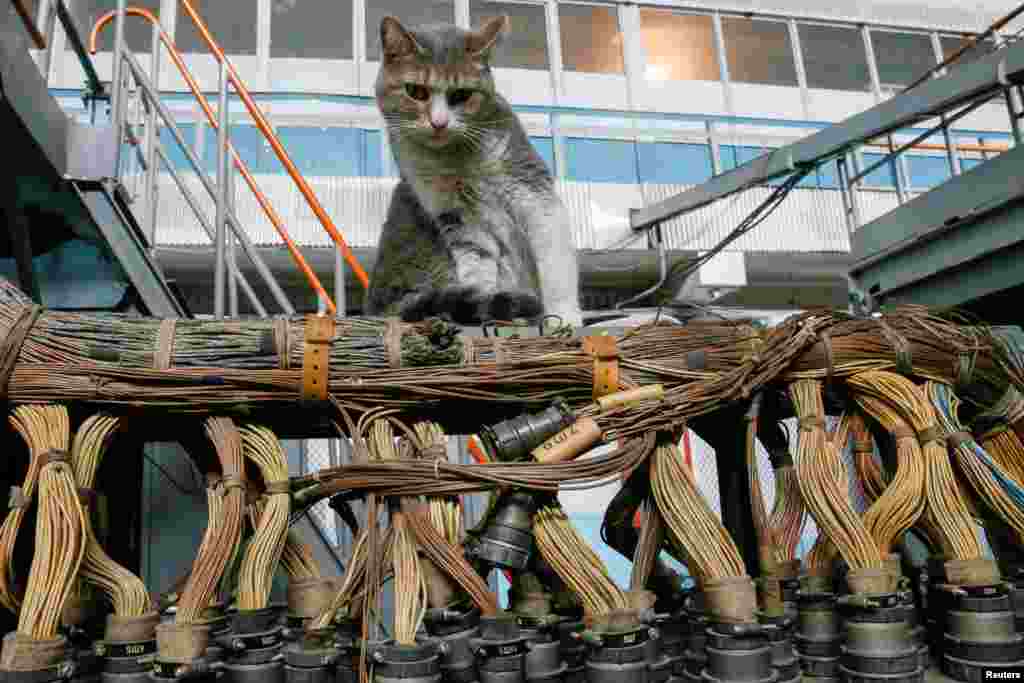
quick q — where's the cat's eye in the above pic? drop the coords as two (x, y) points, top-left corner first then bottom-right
(447, 89), (474, 106)
(404, 84), (430, 101)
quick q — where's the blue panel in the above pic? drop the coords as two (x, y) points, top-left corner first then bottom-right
(861, 152), (898, 188)
(960, 157), (985, 171)
(817, 160), (839, 189)
(204, 124), (266, 173)
(637, 142), (714, 184)
(906, 154), (953, 189)
(276, 126), (362, 176)
(361, 130), (384, 177)
(158, 123), (195, 171)
(530, 136), (556, 175)
(565, 138), (639, 183)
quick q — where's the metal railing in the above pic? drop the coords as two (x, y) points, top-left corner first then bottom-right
(91, 0), (372, 317)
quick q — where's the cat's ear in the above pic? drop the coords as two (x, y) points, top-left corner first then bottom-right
(380, 16), (424, 62)
(466, 14), (508, 61)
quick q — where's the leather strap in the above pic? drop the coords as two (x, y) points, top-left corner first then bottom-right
(582, 335), (619, 400)
(39, 449), (69, 468)
(301, 314), (335, 401)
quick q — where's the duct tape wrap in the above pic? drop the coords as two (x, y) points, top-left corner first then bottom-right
(703, 577), (758, 625)
(154, 622), (210, 664)
(0, 633), (69, 671)
(582, 336), (620, 400)
(945, 559), (1001, 587)
(105, 612), (161, 644)
(301, 314), (335, 402)
(287, 578), (338, 620)
(846, 568), (898, 596)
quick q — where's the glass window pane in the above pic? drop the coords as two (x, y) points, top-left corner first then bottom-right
(205, 125), (267, 173)
(637, 142), (713, 184)
(722, 17), (797, 87)
(362, 131), (384, 177)
(529, 136), (556, 175)
(861, 152), (897, 188)
(177, 0), (257, 55)
(638, 9), (718, 82)
(872, 30), (936, 89)
(565, 138), (637, 183)
(271, 0), (353, 60)
(940, 35), (997, 69)
(276, 127), (362, 176)
(817, 161), (839, 189)
(799, 24), (871, 92)
(721, 145), (762, 170)
(559, 4), (624, 74)
(470, 1), (549, 69)
(906, 155), (952, 188)
(68, 0), (162, 52)
(158, 123), (196, 171)
(365, 0), (455, 62)
(960, 157), (984, 171)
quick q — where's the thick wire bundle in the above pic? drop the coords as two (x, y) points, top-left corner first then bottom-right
(280, 531), (321, 580)
(400, 502), (498, 614)
(790, 380), (881, 572)
(847, 372), (928, 555)
(534, 504), (628, 617)
(745, 401), (776, 568)
(928, 383), (1024, 545)
(410, 422), (461, 544)
(803, 416), (851, 577)
(977, 388), (1024, 486)
(176, 417), (245, 624)
(769, 463), (805, 561)
(70, 414), (150, 616)
(9, 406), (87, 639)
(236, 426), (290, 610)
(849, 413), (886, 506)
(391, 512), (426, 645)
(630, 502), (664, 592)
(650, 436), (744, 580)
(309, 527), (395, 631)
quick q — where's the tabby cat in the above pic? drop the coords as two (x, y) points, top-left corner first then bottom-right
(365, 15), (582, 327)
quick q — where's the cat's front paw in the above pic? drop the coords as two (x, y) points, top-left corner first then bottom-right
(399, 287), (541, 325)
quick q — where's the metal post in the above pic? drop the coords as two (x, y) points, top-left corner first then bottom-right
(143, 22), (161, 243)
(836, 156), (856, 236)
(228, 156), (239, 317)
(707, 120), (722, 175)
(886, 135), (907, 204)
(846, 152), (865, 230)
(38, 0), (58, 85)
(213, 60), (229, 319)
(711, 12), (733, 114)
(1006, 88), (1023, 145)
(111, 0), (128, 180)
(334, 249), (346, 317)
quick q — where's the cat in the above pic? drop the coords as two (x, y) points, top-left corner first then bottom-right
(364, 14), (582, 328)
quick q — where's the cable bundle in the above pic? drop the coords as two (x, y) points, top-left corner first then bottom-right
(70, 414), (151, 617)
(929, 383), (1024, 547)
(309, 527), (395, 631)
(176, 417), (245, 624)
(9, 405), (87, 639)
(849, 413), (886, 506)
(280, 531), (322, 580)
(847, 371), (928, 555)
(790, 381), (882, 580)
(391, 511), (426, 645)
(411, 422), (461, 544)
(236, 425), (290, 611)
(745, 400), (776, 568)
(630, 502), (664, 592)
(978, 389), (1024, 486)
(534, 504), (628, 617)
(651, 436), (745, 580)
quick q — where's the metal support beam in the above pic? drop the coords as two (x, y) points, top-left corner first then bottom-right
(630, 39), (1024, 231)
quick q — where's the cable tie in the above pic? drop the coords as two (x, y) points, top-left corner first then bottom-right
(891, 426), (915, 441)
(39, 449), (69, 468)
(916, 426), (943, 446)
(221, 476), (245, 493)
(798, 417), (825, 432)
(264, 480), (290, 495)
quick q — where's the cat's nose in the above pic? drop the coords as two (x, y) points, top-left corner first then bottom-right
(430, 114), (449, 130)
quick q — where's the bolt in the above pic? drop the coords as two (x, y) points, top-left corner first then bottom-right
(373, 650), (386, 663)
(437, 641), (450, 657)
(232, 638), (246, 651)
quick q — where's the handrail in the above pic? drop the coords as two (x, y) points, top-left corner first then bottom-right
(89, 7), (337, 314)
(177, 0), (369, 291)
(10, 0), (46, 48)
